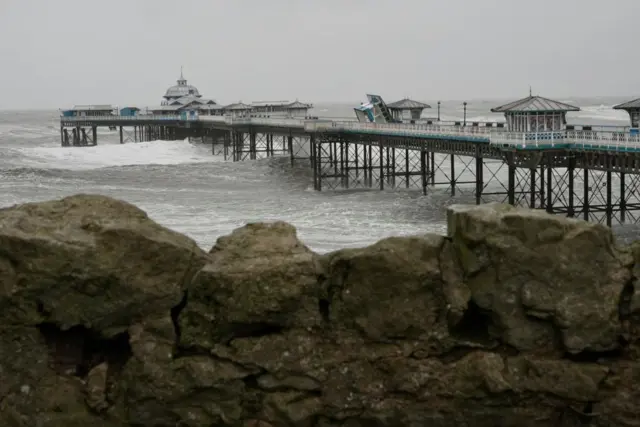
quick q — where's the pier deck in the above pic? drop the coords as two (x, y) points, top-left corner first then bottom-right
(59, 114), (640, 228)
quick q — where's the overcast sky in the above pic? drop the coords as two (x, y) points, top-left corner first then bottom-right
(0, 0), (638, 109)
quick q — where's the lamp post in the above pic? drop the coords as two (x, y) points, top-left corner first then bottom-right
(437, 101), (441, 121)
(463, 102), (468, 126)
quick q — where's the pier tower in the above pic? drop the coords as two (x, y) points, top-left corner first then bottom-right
(162, 69), (202, 104)
(613, 98), (640, 129)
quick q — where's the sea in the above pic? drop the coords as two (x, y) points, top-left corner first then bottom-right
(0, 97), (636, 253)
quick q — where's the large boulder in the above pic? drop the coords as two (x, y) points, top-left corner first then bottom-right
(0, 194), (208, 426)
(447, 203), (633, 354)
(179, 221), (324, 349)
(0, 193), (208, 333)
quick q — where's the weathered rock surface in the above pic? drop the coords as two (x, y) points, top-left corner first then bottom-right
(1, 196), (640, 426)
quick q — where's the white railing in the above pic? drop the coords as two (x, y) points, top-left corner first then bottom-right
(198, 115), (227, 123)
(489, 131), (569, 148)
(242, 117), (306, 127)
(567, 130), (640, 151)
(329, 121), (492, 140)
(60, 115), (181, 122)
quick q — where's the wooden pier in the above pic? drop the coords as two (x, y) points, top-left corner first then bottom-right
(59, 91), (640, 228)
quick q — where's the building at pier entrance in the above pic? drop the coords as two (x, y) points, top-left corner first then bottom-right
(491, 94), (580, 132)
(61, 105), (115, 117)
(162, 70), (203, 104)
(151, 69), (221, 116)
(613, 98), (640, 129)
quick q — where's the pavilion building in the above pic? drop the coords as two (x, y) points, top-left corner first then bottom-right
(490, 94), (580, 132)
(387, 98), (431, 122)
(613, 98), (640, 129)
(152, 70), (220, 116)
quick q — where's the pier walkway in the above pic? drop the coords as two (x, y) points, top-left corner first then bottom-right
(59, 113), (640, 229)
(60, 114), (640, 152)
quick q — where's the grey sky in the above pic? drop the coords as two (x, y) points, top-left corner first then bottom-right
(0, 0), (638, 110)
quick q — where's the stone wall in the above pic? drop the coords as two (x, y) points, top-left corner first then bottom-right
(1, 194), (639, 426)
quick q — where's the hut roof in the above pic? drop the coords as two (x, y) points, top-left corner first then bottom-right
(613, 98), (640, 110)
(70, 104), (114, 112)
(252, 101), (290, 107)
(286, 100), (313, 109)
(387, 98), (431, 110)
(491, 96), (580, 113)
(224, 102), (253, 110)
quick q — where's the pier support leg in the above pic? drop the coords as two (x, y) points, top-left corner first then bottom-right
(223, 132), (230, 160)
(367, 145), (373, 187)
(568, 157), (575, 217)
(119, 126), (124, 144)
(430, 152), (435, 185)
(539, 164), (545, 209)
(529, 168), (536, 209)
(583, 168), (590, 221)
(312, 141), (318, 190)
(450, 153), (456, 196)
(288, 135), (294, 166)
(606, 156), (612, 228)
(390, 148), (396, 188)
(546, 157), (553, 214)
(344, 142), (350, 189)
(420, 150), (427, 196)
(404, 149), (410, 188)
(475, 154), (483, 205)
(92, 126), (97, 146)
(379, 144), (384, 191)
(60, 126), (64, 146)
(507, 162), (515, 206)
(620, 171), (626, 224)
(313, 137), (321, 191)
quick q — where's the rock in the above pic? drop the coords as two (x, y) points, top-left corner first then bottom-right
(0, 194), (208, 426)
(85, 362), (109, 413)
(447, 203), (631, 354)
(322, 234), (449, 342)
(2, 195), (640, 426)
(179, 221), (323, 349)
(0, 194), (208, 334)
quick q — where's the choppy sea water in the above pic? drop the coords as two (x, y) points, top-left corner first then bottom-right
(0, 98), (637, 253)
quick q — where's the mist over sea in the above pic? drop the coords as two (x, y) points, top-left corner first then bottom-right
(0, 97), (637, 253)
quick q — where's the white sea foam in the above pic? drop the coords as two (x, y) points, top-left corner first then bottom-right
(573, 105), (629, 122)
(12, 139), (222, 171)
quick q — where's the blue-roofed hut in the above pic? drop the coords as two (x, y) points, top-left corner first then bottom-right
(491, 95), (580, 132)
(120, 107), (140, 117)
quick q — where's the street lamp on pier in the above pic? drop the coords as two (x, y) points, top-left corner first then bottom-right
(437, 101), (441, 122)
(463, 102), (468, 126)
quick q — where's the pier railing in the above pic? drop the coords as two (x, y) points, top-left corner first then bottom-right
(567, 130), (640, 151)
(489, 131), (568, 149)
(328, 121), (492, 140)
(489, 130), (640, 151)
(61, 115), (181, 122)
(58, 115), (640, 153)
